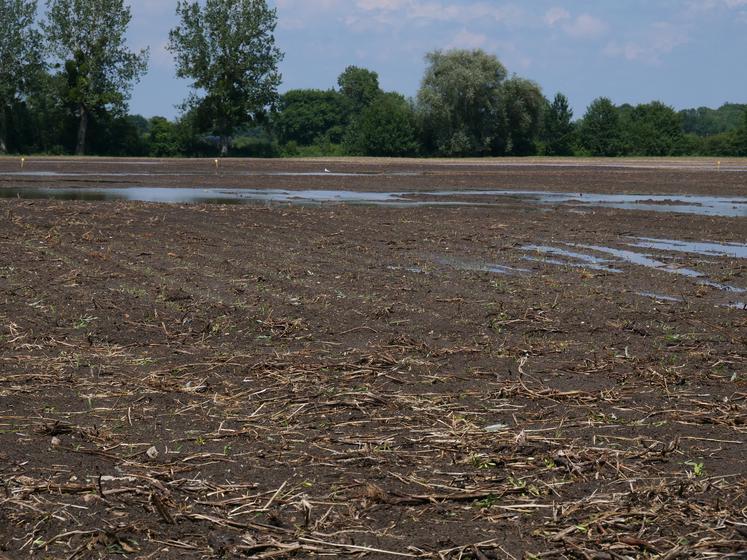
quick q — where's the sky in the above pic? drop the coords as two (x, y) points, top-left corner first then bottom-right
(124, 0), (747, 120)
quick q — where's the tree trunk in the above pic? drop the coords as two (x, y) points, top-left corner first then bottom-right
(0, 109), (7, 154)
(220, 136), (229, 157)
(76, 105), (88, 156)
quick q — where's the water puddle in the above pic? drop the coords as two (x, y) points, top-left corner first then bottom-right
(387, 265), (425, 274)
(629, 237), (747, 259)
(0, 187), (245, 204)
(521, 256), (621, 272)
(518, 242), (745, 295)
(521, 245), (622, 272)
(427, 191), (747, 217)
(571, 244), (705, 278)
(1, 186), (746, 217)
(2, 171), (196, 177)
(523, 245), (610, 264)
(0, 187), (482, 207)
(2, 170), (418, 178)
(637, 291), (683, 303)
(433, 256), (530, 276)
(698, 280), (746, 293)
(571, 243), (745, 293)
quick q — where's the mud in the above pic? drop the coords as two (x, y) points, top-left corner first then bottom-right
(0, 157), (745, 559)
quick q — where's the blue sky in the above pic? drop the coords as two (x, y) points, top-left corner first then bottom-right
(125, 0), (747, 120)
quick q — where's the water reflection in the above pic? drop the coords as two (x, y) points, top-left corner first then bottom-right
(1, 186), (746, 217)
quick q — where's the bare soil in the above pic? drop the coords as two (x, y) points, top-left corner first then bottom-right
(0, 157), (745, 559)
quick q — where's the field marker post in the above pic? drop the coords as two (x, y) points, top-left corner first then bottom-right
(20, 157), (25, 169)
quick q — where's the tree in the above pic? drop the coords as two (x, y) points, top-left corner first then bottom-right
(337, 66), (381, 114)
(273, 89), (350, 146)
(578, 97), (622, 156)
(543, 93), (575, 156)
(417, 49), (507, 156)
(168, 0), (283, 155)
(344, 92), (418, 157)
(621, 101), (683, 156)
(148, 116), (180, 157)
(0, 0), (42, 153)
(680, 103), (747, 136)
(43, 0), (148, 155)
(734, 109), (747, 156)
(500, 77), (545, 156)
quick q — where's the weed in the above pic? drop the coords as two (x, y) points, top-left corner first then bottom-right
(74, 315), (97, 329)
(686, 461), (706, 477)
(475, 494), (499, 509)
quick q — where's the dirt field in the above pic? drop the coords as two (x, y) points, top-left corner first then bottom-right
(0, 158), (745, 559)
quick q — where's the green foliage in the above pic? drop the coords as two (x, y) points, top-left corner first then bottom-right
(0, 0), (43, 153)
(273, 89), (349, 146)
(734, 109), (747, 156)
(344, 92), (418, 157)
(9, 70), (73, 153)
(417, 49), (507, 156)
(578, 97), (623, 156)
(168, 0), (283, 155)
(501, 77), (545, 156)
(543, 93), (575, 156)
(416, 49), (544, 156)
(229, 131), (279, 157)
(148, 117), (180, 157)
(680, 103), (747, 136)
(337, 66), (381, 114)
(621, 101), (683, 156)
(43, 0), (149, 155)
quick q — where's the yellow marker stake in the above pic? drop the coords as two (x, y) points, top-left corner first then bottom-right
(20, 157), (26, 169)
(214, 158), (219, 169)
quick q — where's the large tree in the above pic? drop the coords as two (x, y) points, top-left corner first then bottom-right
(543, 93), (575, 156)
(735, 109), (747, 156)
(578, 97), (622, 157)
(621, 101), (683, 156)
(168, 0), (283, 155)
(417, 49), (507, 156)
(500, 77), (545, 156)
(344, 92), (418, 157)
(0, 0), (42, 153)
(337, 66), (381, 114)
(273, 89), (349, 146)
(43, 0), (148, 155)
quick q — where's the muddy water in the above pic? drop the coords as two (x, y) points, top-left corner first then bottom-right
(1, 186), (746, 217)
(629, 237), (747, 258)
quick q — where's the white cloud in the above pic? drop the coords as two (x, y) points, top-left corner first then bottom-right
(447, 30), (491, 50)
(352, 1), (524, 25)
(685, 0), (747, 14)
(603, 22), (689, 63)
(544, 8), (607, 40)
(563, 14), (607, 39)
(544, 7), (570, 27)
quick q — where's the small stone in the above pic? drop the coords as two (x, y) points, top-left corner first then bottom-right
(50, 436), (61, 447)
(146, 446), (159, 459)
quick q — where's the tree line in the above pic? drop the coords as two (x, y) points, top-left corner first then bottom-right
(2, 0), (746, 158)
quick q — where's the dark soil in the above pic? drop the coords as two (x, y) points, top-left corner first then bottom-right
(0, 157), (745, 559)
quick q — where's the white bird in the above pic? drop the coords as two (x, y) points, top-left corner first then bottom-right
(324, 168), (330, 173)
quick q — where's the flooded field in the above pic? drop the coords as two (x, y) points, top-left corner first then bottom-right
(0, 157), (745, 559)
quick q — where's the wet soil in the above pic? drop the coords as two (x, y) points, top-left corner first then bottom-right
(0, 157), (745, 559)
